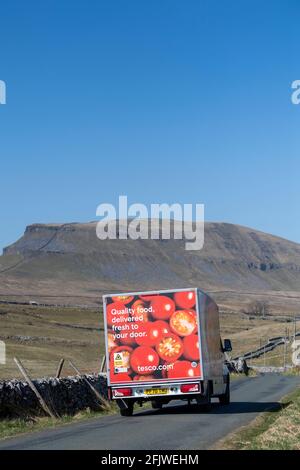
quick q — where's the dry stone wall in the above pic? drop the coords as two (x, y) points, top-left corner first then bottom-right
(0, 374), (108, 418)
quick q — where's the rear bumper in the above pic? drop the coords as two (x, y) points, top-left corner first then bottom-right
(110, 381), (203, 400)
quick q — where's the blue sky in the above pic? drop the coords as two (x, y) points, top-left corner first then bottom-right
(0, 0), (299, 252)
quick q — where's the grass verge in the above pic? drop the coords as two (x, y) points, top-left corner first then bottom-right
(230, 369), (257, 380)
(0, 405), (118, 441)
(0, 400), (154, 442)
(216, 386), (300, 450)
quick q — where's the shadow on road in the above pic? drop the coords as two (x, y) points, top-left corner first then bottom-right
(209, 401), (291, 414)
(134, 400), (291, 416)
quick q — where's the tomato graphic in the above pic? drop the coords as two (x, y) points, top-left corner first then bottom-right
(110, 371), (132, 382)
(111, 295), (134, 304)
(135, 323), (155, 347)
(174, 291), (196, 309)
(110, 344), (133, 358)
(150, 296), (175, 320)
(183, 334), (200, 361)
(130, 346), (159, 375)
(133, 374), (155, 381)
(136, 320), (170, 347)
(119, 322), (139, 346)
(107, 330), (119, 352)
(190, 309), (198, 330)
(139, 294), (159, 301)
(132, 299), (150, 323)
(155, 333), (183, 362)
(150, 320), (170, 340)
(167, 360), (200, 379)
(106, 301), (129, 327)
(170, 310), (197, 336)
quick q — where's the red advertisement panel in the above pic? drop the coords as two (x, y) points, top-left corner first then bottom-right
(104, 290), (203, 384)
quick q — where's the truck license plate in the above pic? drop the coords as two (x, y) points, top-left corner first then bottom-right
(144, 388), (168, 395)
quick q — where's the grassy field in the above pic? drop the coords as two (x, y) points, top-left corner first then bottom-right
(0, 303), (105, 379)
(220, 311), (294, 354)
(216, 383), (300, 450)
(0, 303), (297, 380)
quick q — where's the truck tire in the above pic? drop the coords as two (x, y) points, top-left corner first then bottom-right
(119, 401), (134, 417)
(202, 383), (212, 411)
(197, 382), (212, 412)
(219, 375), (230, 405)
(151, 400), (163, 410)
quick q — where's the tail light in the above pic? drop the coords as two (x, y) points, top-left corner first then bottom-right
(113, 388), (132, 397)
(180, 383), (199, 393)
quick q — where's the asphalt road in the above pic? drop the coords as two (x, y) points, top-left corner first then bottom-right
(0, 374), (299, 450)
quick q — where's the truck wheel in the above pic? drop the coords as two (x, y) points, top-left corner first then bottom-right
(197, 383), (212, 412)
(119, 402), (134, 417)
(151, 400), (163, 410)
(202, 384), (212, 412)
(219, 375), (230, 405)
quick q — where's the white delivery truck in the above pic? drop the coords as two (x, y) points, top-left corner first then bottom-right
(103, 288), (232, 416)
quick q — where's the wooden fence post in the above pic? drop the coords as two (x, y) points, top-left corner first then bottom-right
(56, 358), (65, 379)
(14, 357), (56, 419)
(68, 361), (110, 410)
(100, 355), (106, 373)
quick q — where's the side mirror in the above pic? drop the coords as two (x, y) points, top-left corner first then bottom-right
(223, 339), (232, 352)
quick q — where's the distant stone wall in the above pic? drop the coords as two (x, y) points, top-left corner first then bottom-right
(0, 374), (108, 418)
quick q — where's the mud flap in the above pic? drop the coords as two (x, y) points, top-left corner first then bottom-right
(116, 399), (129, 410)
